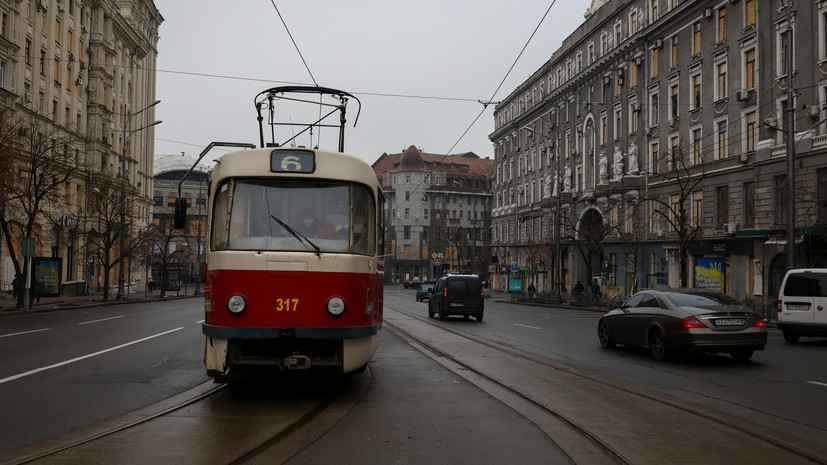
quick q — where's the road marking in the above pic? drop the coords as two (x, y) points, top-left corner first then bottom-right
(0, 327), (184, 385)
(807, 381), (827, 388)
(78, 315), (125, 325)
(0, 328), (51, 339)
(514, 323), (542, 330)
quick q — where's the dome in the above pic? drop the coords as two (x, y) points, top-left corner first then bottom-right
(154, 153), (209, 176)
(399, 145), (425, 170)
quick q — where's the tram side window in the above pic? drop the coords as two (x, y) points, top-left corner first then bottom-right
(351, 184), (375, 255)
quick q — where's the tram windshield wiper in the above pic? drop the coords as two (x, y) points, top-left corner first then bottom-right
(269, 215), (321, 256)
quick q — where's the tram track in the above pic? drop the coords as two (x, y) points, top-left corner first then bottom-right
(0, 371), (369, 465)
(384, 305), (827, 465)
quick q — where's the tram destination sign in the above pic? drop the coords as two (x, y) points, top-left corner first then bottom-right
(270, 149), (316, 173)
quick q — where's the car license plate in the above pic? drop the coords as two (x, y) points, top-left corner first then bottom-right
(714, 319), (744, 326)
(786, 303), (809, 311)
(450, 302), (464, 307)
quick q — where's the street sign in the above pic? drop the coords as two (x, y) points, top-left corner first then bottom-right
(434, 258), (442, 266)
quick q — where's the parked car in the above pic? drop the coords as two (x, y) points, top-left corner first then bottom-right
(597, 289), (767, 361)
(777, 269), (827, 343)
(428, 274), (484, 321)
(403, 279), (421, 289)
(416, 284), (433, 302)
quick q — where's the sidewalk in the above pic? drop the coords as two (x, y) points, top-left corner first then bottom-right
(0, 290), (199, 317)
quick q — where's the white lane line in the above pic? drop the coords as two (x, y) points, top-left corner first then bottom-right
(0, 327), (184, 385)
(807, 381), (827, 388)
(78, 315), (125, 325)
(196, 320), (205, 324)
(514, 323), (542, 330)
(0, 328), (51, 339)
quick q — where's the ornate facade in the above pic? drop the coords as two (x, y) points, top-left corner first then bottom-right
(0, 0), (162, 296)
(490, 0), (827, 306)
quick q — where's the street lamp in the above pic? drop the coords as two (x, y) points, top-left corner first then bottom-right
(116, 100), (161, 301)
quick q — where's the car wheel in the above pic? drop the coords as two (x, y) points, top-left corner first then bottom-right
(475, 313), (483, 322)
(439, 310), (447, 320)
(783, 331), (800, 344)
(428, 307), (434, 318)
(730, 349), (754, 361)
(648, 328), (668, 361)
(598, 320), (615, 348)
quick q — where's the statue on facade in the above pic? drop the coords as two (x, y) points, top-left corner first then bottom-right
(564, 165), (572, 192)
(612, 147), (624, 181)
(551, 172), (558, 197)
(627, 143), (639, 175)
(599, 152), (608, 184)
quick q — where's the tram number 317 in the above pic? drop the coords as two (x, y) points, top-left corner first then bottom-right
(275, 298), (299, 312)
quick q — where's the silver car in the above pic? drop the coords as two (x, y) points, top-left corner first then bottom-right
(597, 289), (767, 361)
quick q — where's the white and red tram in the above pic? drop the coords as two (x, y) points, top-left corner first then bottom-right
(178, 87), (384, 378)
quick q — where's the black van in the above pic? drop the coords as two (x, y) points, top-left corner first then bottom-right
(428, 274), (484, 321)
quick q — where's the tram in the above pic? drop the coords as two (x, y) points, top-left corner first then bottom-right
(176, 87), (384, 379)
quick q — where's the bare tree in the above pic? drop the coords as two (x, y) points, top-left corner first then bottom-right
(86, 177), (149, 301)
(0, 109), (81, 309)
(148, 217), (185, 298)
(649, 143), (705, 287)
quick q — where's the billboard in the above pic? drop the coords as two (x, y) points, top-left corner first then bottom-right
(33, 257), (61, 297)
(694, 258), (725, 292)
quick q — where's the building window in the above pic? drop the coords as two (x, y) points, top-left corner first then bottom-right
(717, 8), (727, 43)
(671, 36), (679, 68)
(153, 196), (163, 206)
(745, 111), (757, 152)
(651, 0), (658, 23)
(670, 194), (680, 230)
(669, 83), (679, 120)
(743, 182), (755, 228)
(651, 47), (659, 78)
(716, 61), (727, 100)
(692, 191), (704, 229)
(691, 128), (702, 165)
(692, 23), (701, 55)
(744, 48), (756, 89)
(716, 120), (728, 160)
(716, 186), (729, 230)
(403, 226), (410, 239)
(650, 141), (659, 174)
(649, 91), (659, 127)
(745, 0), (755, 28)
(691, 72), (702, 110)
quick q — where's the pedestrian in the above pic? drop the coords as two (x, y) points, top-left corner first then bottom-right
(12, 276), (18, 298)
(148, 280), (154, 294)
(527, 282), (537, 299)
(591, 278), (602, 302)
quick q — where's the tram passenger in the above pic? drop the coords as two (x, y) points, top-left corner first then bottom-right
(298, 209), (337, 239)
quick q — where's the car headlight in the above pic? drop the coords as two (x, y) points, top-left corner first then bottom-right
(327, 296), (346, 316)
(227, 294), (247, 314)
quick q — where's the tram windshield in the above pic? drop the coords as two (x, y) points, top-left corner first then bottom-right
(211, 179), (376, 255)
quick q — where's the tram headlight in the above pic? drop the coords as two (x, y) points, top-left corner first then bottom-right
(327, 296), (346, 317)
(227, 295), (247, 314)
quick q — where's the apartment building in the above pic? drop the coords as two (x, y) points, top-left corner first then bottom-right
(490, 0), (827, 303)
(0, 0), (161, 296)
(373, 145), (494, 284)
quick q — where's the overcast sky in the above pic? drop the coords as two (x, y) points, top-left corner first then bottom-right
(153, 0), (593, 167)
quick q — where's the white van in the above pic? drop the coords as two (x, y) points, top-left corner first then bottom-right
(777, 269), (827, 343)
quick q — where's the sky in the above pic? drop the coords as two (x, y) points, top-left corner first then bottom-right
(153, 0), (593, 167)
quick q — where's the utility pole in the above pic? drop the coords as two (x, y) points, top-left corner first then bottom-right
(783, 1), (796, 270)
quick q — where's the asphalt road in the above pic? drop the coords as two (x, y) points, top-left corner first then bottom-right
(385, 287), (827, 445)
(2, 289), (825, 461)
(0, 299), (207, 453)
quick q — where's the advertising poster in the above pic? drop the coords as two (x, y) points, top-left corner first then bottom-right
(508, 276), (523, 292)
(694, 258), (725, 292)
(33, 257), (61, 297)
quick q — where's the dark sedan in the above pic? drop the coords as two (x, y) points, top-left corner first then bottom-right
(597, 289), (767, 361)
(416, 284), (433, 302)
